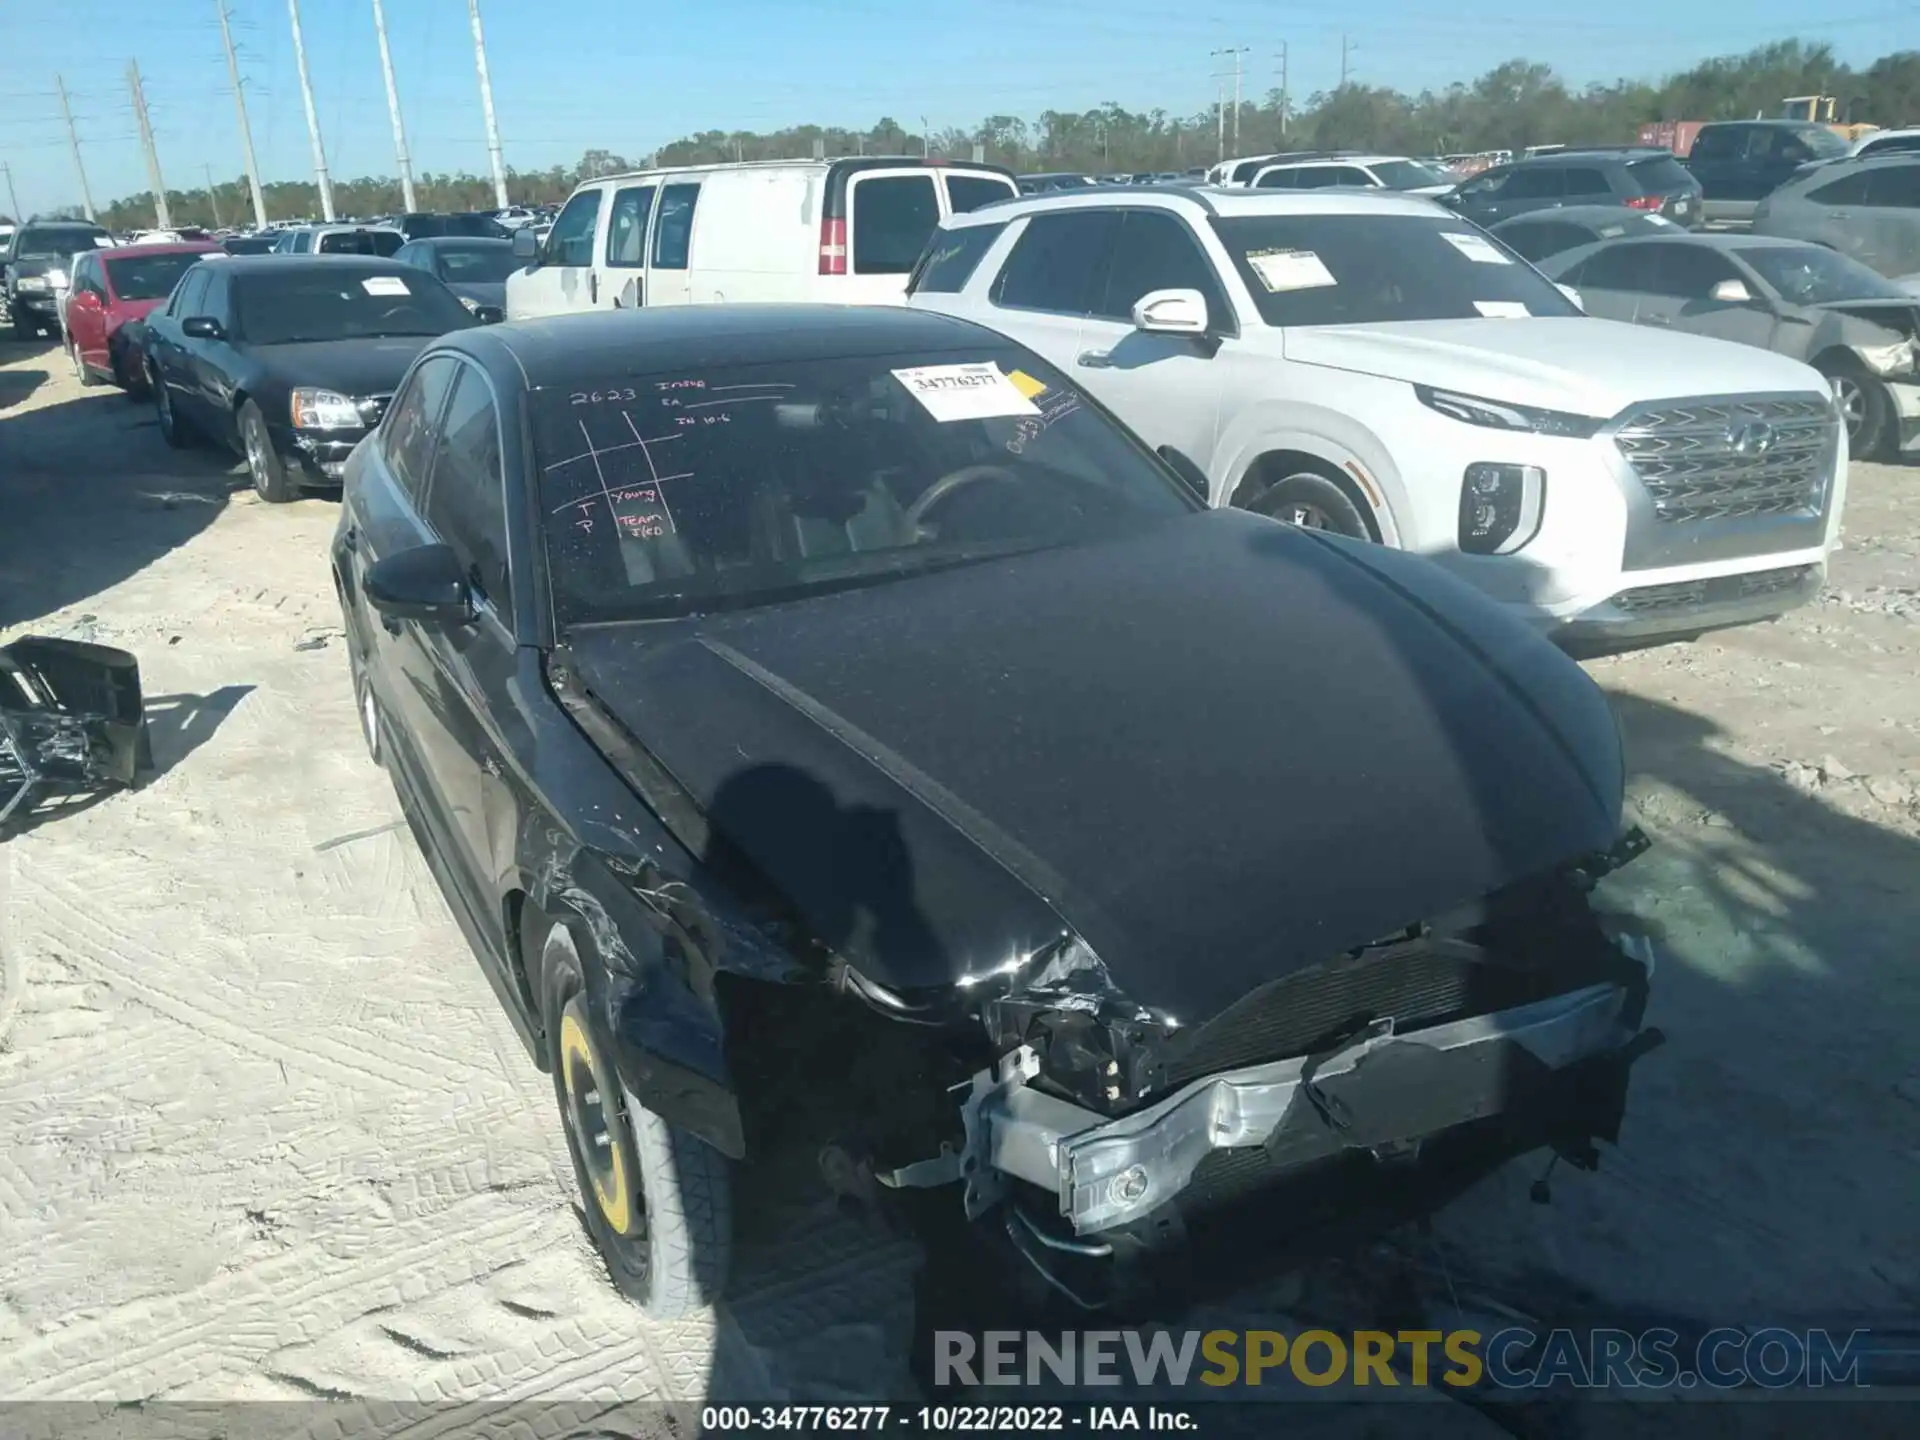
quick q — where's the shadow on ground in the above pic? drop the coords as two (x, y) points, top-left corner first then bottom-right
(0, 373), (243, 631)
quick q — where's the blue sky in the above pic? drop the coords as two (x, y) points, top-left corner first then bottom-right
(0, 0), (1912, 217)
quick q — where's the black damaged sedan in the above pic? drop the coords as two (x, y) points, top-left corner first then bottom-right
(333, 305), (1659, 1317)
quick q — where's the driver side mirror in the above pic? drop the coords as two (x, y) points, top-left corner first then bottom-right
(473, 304), (505, 325)
(1709, 278), (1753, 304)
(181, 316), (225, 340)
(364, 544), (475, 627)
(511, 227), (541, 264)
(1156, 446), (1211, 502)
(1132, 288), (1210, 335)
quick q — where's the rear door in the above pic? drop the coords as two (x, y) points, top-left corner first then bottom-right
(1859, 163), (1920, 276)
(1554, 245), (1651, 323)
(1484, 165), (1566, 220)
(505, 185), (604, 318)
(845, 167), (943, 303)
(66, 255), (108, 371)
(599, 181), (657, 308)
(643, 181), (702, 307)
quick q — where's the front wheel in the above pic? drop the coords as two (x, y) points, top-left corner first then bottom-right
(241, 401), (299, 503)
(68, 339), (99, 387)
(1250, 470), (1373, 540)
(1825, 365), (1892, 462)
(152, 368), (196, 448)
(541, 923), (732, 1318)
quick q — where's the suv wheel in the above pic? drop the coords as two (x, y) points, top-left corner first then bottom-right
(1250, 470), (1372, 540)
(540, 922), (732, 1318)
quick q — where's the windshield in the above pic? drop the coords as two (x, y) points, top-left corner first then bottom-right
(1738, 244), (1909, 304)
(15, 227), (108, 260)
(105, 251), (208, 302)
(536, 347), (1195, 624)
(1211, 214), (1581, 326)
(433, 243), (518, 283)
(1371, 159), (1453, 189)
(317, 229), (404, 256)
(1801, 127), (1850, 159)
(234, 269), (476, 344)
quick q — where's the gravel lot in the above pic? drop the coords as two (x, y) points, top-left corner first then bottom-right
(2, 340), (1915, 1434)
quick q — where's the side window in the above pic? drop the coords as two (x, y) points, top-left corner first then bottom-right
(1095, 210), (1230, 328)
(423, 367), (511, 611)
(945, 173), (1017, 213)
(544, 188), (603, 267)
(606, 185), (657, 268)
(651, 184), (700, 270)
(172, 267), (211, 317)
(1689, 127), (1736, 161)
(1254, 169), (1299, 189)
(1574, 246), (1658, 291)
(1499, 168), (1565, 200)
(1502, 221), (1584, 262)
(1461, 168), (1510, 196)
(294, 232), (314, 254)
(990, 210), (1121, 316)
(1328, 166), (1373, 187)
(1775, 134), (1814, 165)
(380, 355), (459, 501)
(1563, 168), (1612, 198)
(907, 222), (1007, 294)
(1809, 171), (1871, 205)
(1866, 164), (1920, 208)
(201, 267), (231, 323)
(1643, 244), (1737, 299)
(1291, 167), (1345, 189)
(851, 174), (939, 275)
(1863, 134), (1920, 157)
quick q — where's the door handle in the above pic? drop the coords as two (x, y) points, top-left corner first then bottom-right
(1077, 350), (1113, 369)
(590, 271), (599, 304)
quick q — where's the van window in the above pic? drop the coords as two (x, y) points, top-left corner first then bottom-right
(946, 173), (1017, 214)
(651, 184), (699, 270)
(853, 174), (940, 274)
(544, 189), (603, 267)
(607, 185), (657, 268)
(907, 222), (1007, 294)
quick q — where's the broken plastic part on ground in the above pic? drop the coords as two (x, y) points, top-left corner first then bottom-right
(0, 635), (149, 830)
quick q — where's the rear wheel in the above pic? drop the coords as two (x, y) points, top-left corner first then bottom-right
(541, 922), (732, 1318)
(1248, 468), (1372, 540)
(241, 401), (299, 503)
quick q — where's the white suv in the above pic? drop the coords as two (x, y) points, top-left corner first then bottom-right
(908, 186), (1848, 648)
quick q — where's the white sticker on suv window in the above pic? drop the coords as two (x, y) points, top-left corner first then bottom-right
(1442, 231), (1512, 264)
(891, 362), (1039, 422)
(361, 275), (410, 296)
(1245, 248), (1337, 292)
(1474, 300), (1531, 318)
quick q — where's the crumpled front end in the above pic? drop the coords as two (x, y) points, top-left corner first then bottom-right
(910, 831), (1663, 1307)
(0, 637), (150, 830)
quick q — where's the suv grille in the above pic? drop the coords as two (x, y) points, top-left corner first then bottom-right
(1613, 396), (1835, 524)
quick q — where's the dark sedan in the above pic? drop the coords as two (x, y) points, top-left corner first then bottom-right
(142, 255), (479, 501)
(391, 236), (516, 315)
(333, 305), (1659, 1318)
(1489, 204), (1684, 265)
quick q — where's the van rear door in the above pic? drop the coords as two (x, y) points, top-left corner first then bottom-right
(941, 168), (1018, 216)
(842, 167), (944, 303)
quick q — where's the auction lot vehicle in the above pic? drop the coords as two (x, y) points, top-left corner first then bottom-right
(1250, 154), (1457, 196)
(1681, 120), (1849, 225)
(143, 254), (479, 500)
(1751, 154), (1920, 282)
(1441, 149), (1703, 228)
(910, 186), (1846, 648)
(1543, 233), (1920, 458)
(393, 236), (517, 315)
(63, 241), (222, 394)
(3, 219), (113, 338)
(505, 157), (1018, 320)
(332, 303), (1660, 1316)
(1849, 126), (1920, 160)
(1489, 205), (1680, 265)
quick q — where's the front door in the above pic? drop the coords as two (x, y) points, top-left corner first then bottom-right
(1070, 208), (1227, 476)
(505, 186), (604, 318)
(1632, 243), (1781, 350)
(963, 208), (1119, 379)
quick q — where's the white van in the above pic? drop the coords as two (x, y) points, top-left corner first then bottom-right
(504, 157), (1018, 320)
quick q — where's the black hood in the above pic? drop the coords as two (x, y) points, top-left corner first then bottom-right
(563, 510), (1625, 1023)
(447, 280), (506, 309)
(248, 336), (435, 398)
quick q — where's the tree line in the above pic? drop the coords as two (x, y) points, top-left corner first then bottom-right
(76, 39), (1920, 232)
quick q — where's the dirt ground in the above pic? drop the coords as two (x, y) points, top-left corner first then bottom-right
(2, 340), (1915, 1434)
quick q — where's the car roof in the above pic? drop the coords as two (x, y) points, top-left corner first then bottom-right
(96, 241), (223, 257)
(942, 184), (1444, 225)
(1854, 126), (1920, 148)
(400, 235), (511, 248)
(216, 254), (414, 276)
(1491, 205), (1672, 229)
(451, 305), (1009, 389)
(1506, 147), (1669, 167)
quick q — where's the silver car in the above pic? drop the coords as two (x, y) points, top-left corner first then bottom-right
(1751, 154), (1920, 281)
(1544, 232), (1919, 459)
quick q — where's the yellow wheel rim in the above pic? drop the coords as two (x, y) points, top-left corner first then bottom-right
(559, 1009), (633, 1236)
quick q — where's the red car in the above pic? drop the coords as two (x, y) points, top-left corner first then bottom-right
(64, 242), (222, 395)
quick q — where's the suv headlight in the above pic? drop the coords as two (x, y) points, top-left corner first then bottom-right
(1459, 462), (1547, 555)
(15, 275), (47, 292)
(1416, 383), (1603, 439)
(290, 387), (365, 429)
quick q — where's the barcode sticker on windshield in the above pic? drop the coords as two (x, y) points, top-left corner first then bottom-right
(361, 276), (411, 296)
(892, 363), (1040, 423)
(1474, 300), (1531, 318)
(1442, 232), (1511, 265)
(1245, 248), (1337, 293)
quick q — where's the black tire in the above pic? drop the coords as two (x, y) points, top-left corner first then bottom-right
(113, 343), (145, 398)
(152, 368), (196, 448)
(349, 642), (384, 768)
(68, 339), (99, 388)
(1248, 468), (1373, 540)
(1823, 363), (1893, 462)
(241, 401), (299, 503)
(541, 922), (732, 1319)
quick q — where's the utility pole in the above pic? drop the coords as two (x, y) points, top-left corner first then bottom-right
(466, 0), (510, 209)
(216, 2), (268, 229)
(204, 163), (223, 228)
(55, 77), (97, 221)
(1276, 45), (1290, 139)
(1, 163), (21, 223)
(922, 116), (932, 159)
(1225, 46), (1249, 153)
(1209, 49), (1229, 162)
(286, 0), (335, 220)
(127, 60), (172, 229)
(371, 0), (418, 212)
(1340, 34), (1354, 90)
